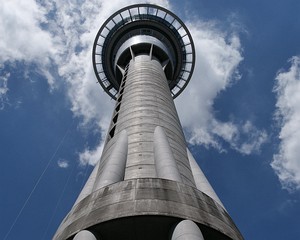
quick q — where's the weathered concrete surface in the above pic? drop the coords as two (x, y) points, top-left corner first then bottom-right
(97, 56), (196, 187)
(171, 220), (204, 240)
(54, 178), (242, 240)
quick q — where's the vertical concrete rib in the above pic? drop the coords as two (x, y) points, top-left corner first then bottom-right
(74, 160), (100, 205)
(187, 148), (225, 209)
(154, 126), (182, 182)
(73, 230), (97, 240)
(94, 130), (128, 190)
(171, 220), (205, 240)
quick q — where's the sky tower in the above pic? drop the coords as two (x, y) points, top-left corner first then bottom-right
(54, 4), (243, 240)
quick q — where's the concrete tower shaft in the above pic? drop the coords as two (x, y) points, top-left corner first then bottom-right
(54, 4), (243, 240)
(103, 55), (195, 185)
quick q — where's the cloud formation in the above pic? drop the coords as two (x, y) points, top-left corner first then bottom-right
(57, 159), (69, 169)
(0, 0), (266, 165)
(0, 0), (59, 87)
(272, 56), (300, 191)
(0, 0), (169, 165)
(176, 21), (267, 154)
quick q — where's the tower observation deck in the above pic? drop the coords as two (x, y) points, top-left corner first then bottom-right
(54, 4), (243, 240)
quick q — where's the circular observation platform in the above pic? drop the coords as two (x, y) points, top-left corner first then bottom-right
(92, 4), (195, 99)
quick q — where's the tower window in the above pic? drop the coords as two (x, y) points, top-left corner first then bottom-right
(109, 126), (116, 138)
(116, 103), (121, 112)
(117, 95), (123, 102)
(113, 113), (119, 124)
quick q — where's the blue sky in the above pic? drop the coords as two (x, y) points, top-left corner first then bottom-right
(1, 0), (300, 239)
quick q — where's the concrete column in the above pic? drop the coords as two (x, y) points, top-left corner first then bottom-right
(108, 55), (196, 186)
(187, 148), (225, 209)
(73, 230), (97, 240)
(171, 220), (204, 240)
(94, 130), (128, 190)
(74, 160), (100, 205)
(154, 126), (182, 182)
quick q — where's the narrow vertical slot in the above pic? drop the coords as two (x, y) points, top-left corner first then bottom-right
(116, 103), (121, 112)
(109, 126), (116, 138)
(113, 113), (119, 124)
(117, 95), (123, 102)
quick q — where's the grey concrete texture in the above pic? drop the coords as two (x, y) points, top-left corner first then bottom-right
(73, 230), (97, 240)
(114, 56), (195, 186)
(94, 130), (128, 190)
(85, 56), (196, 192)
(187, 148), (226, 210)
(154, 126), (182, 182)
(171, 220), (204, 240)
(53, 178), (242, 240)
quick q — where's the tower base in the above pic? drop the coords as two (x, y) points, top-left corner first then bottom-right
(54, 179), (242, 240)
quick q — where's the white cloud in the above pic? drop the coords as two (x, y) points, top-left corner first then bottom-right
(213, 120), (268, 155)
(57, 159), (69, 168)
(176, 21), (267, 154)
(232, 121), (268, 155)
(1, 0), (266, 164)
(0, 0), (59, 88)
(0, 0), (52, 61)
(79, 141), (104, 166)
(272, 56), (300, 191)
